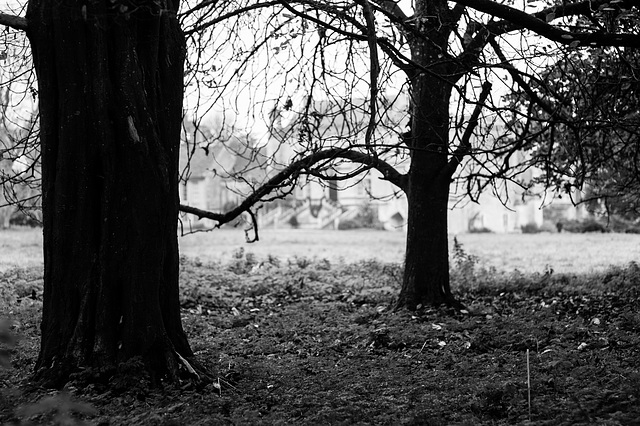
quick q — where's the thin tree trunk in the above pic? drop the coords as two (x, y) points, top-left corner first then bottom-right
(27, 1), (196, 387)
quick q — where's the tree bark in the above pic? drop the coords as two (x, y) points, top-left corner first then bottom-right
(398, 164), (456, 309)
(396, 11), (462, 309)
(26, 1), (195, 387)
(396, 82), (460, 309)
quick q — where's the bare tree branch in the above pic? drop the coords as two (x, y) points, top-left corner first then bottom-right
(179, 0), (220, 18)
(457, 0), (640, 48)
(355, 0), (380, 148)
(183, 1), (281, 35)
(489, 38), (567, 121)
(244, 207), (260, 242)
(179, 147), (408, 226)
(0, 13), (27, 31)
(276, 0), (368, 42)
(373, 0), (410, 22)
(447, 81), (492, 176)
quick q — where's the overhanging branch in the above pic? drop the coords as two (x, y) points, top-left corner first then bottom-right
(0, 13), (27, 31)
(457, 0), (640, 48)
(179, 147), (407, 226)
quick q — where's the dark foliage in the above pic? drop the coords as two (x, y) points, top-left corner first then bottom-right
(9, 211), (41, 228)
(520, 223), (542, 234)
(469, 227), (494, 234)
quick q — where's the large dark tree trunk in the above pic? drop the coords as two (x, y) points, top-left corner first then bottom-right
(396, 79), (459, 309)
(396, 8), (462, 309)
(26, 1), (195, 387)
(398, 163), (456, 309)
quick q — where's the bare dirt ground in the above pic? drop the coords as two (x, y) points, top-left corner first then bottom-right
(1, 228), (640, 425)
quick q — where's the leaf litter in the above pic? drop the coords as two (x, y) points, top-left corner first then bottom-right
(0, 253), (639, 425)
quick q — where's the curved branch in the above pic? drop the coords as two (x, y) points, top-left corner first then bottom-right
(183, 1), (281, 35)
(179, 148), (407, 226)
(0, 13), (27, 31)
(457, 0), (640, 48)
(244, 207), (260, 242)
(179, 0), (219, 17)
(276, 0), (368, 42)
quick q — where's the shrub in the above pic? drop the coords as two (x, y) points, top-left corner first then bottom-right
(581, 219), (608, 233)
(599, 215), (640, 233)
(469, 226), (493, 233)
(228, 248), (258, 274)
(521, 222), (557, 233)
(9, 210), (42, 228)
(337, 217), (364, 230)
(560, 220), (580, 233)
(337, 202), (384, 230)
(450, 237), (480, 285)
(605, 216), (632, 232)
(562, 219), (608, 233)
(520, 222), (541, 234)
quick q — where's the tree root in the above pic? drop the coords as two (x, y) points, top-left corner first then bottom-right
(174, 353), (215, 389)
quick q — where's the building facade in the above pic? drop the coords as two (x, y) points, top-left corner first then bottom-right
(179, 97), (587, 233)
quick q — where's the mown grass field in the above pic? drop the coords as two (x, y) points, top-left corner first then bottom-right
(1, 227), (640, 425)
(3, 227), (640, 273)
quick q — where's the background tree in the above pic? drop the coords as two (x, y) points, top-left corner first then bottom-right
(507, 46), (640, 219)
(177, 0), (640, 309)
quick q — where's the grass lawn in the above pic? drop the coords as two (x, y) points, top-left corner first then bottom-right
(1, 227), (640, 425)
(0, 229), (43, 273)
(455, 232), (640, 274)
(3, 227), (640, 274)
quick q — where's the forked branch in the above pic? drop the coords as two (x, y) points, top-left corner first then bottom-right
(179, 147), (407, 227)
(447, 81), (492, 176)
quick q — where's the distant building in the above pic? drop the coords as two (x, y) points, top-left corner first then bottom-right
(256, 94), (410, 230)
(179, 97), (587, 233)
(178, 121), (267, 229)
(447, 147), (588, 233)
